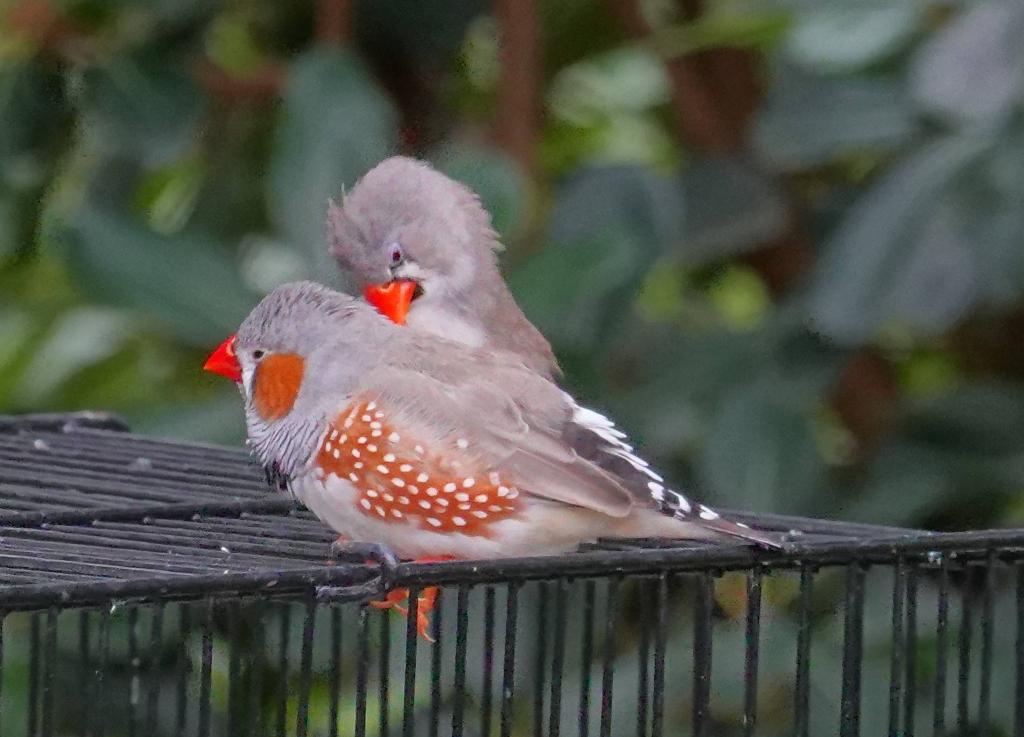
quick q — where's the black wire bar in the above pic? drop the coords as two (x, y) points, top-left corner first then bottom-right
(0, 563), (1015, 737)
(0, 416), (1021, 736)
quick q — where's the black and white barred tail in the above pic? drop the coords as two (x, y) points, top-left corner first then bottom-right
(566, 399), (787, 551)
(648, 482), (787, 550)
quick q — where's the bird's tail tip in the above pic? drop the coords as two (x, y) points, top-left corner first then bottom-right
(697, 516), (794, 552)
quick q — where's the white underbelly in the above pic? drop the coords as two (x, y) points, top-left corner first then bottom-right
(290, 470), (616, 560)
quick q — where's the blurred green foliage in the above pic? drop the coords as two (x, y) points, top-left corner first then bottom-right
(2, 0), (1024, 527)
(2, 1), (1024, 732)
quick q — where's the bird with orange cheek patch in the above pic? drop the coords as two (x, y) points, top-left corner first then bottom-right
(329, 157), (722, 537)
(206, 281), (785, 638)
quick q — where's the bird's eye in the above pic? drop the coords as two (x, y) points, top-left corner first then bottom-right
(252, 350), (265, 360)
(388, 243), (404, 268)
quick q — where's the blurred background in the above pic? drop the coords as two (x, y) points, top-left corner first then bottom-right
(3, 0), (1024, 536)
(4, 2), (1024, 735)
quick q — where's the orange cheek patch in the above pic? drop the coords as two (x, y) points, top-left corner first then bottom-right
(252, 353), (305, 420)
(315, 399), (522, 537)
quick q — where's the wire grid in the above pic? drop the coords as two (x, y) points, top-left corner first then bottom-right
(0, 413), (1021, 736)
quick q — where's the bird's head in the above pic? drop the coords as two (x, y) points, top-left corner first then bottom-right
(328, 156), (501, 326)
(204, 281), (393, 473)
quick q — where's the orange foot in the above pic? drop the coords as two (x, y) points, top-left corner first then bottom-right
(370, 556), (454, 642)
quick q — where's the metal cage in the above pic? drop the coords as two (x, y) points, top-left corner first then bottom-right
(0, 413), (1021, 737)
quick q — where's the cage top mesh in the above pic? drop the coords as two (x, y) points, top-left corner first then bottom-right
(0, 411), (943, 609)
(0, 412), (1022, 737)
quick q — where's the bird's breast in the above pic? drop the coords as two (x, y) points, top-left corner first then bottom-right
(405, 303), (487, 348)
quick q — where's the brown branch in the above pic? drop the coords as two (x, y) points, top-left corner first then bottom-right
(606, 0), (736, 151)
(493, 0), (541, 174)
(6, 0), (88, 60)
(7, 0), (64, 44)
(192, 58), (285, 103)
(609, 0), (812, 291)
(692, 47), (761, 146)
(315, 0), (353, 46)
(740, 228), (813, 295)
(830, 349), (900, 460)
(612, 0), (896, 460)
(679, 0), (703, 20)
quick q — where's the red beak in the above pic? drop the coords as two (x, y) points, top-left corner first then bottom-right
(364, 279), (418, 325)
(204, 334), (242, 382)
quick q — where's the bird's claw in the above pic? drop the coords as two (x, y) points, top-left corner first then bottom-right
(369, 586), (439, 642)
(368, 555), (452, 642)
(328, 538), (400, 575)
(326, 543), (450, 642)
(317, 537), (402, 604)
(369, 587), (411, 610)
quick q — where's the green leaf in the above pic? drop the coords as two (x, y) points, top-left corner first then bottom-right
(204, 11), (267, 77)
(753, 68), (916, 169)
(511, 230), (643, 355)
(541, 114), (679, 173)
(55, 205), (257, 346)
(546, 165), (680, 252)
(80, 53), (205, 166)
(0, 61), (66, 189)
(910, 0), (1024, 126)
(699, 380), (826, 514)
(357, 0), (488, 58)
(269, 49), (399, 278)
(133, 156), (206, 234)
(0, 191), (35, 259)
(429, 146), (528, 239)
(547, 47), (670, 124)
(544, 48), (678, 171)
(805, 134), (991, 345)
(610, 316), (842, 462)
(611, 328), (761, 456)
(13, 307), (133, 406)
(850, 382), (1024, 526)
(0, 309), (38, 407)
(651, 9), (791, 58)
(509, 165), (679, 353)
(902, 382), (1024, 455)
(0, 60), (67, 256)
(676, 155), (788, 262)
(132, 393), (246, 445)
(785, 2), (923, 73)
(853, 440), (1008, 527)
(938, 130), (1024, 306)
(705, 265), (773, 330)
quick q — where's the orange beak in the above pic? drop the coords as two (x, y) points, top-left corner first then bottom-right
(364, 279), (418, 325)
(204, 334), (242, 382)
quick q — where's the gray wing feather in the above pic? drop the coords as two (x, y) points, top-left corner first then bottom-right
(368, 338), (785, 547)
(358, 362), (635, 518)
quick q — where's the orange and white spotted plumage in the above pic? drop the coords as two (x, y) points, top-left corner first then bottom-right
(311, 399), (522, 536)
(208, 282), (784, 567)
(292, 396), (651, 561)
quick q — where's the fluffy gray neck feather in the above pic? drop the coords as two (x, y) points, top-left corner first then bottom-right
(245, 406), (325, 482)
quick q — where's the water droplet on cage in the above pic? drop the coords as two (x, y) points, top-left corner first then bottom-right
(927, 550), (942, 564)
(33, 439), (50, 451)
(130, 457), (152, 469)
(220, 546), (230, 554)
